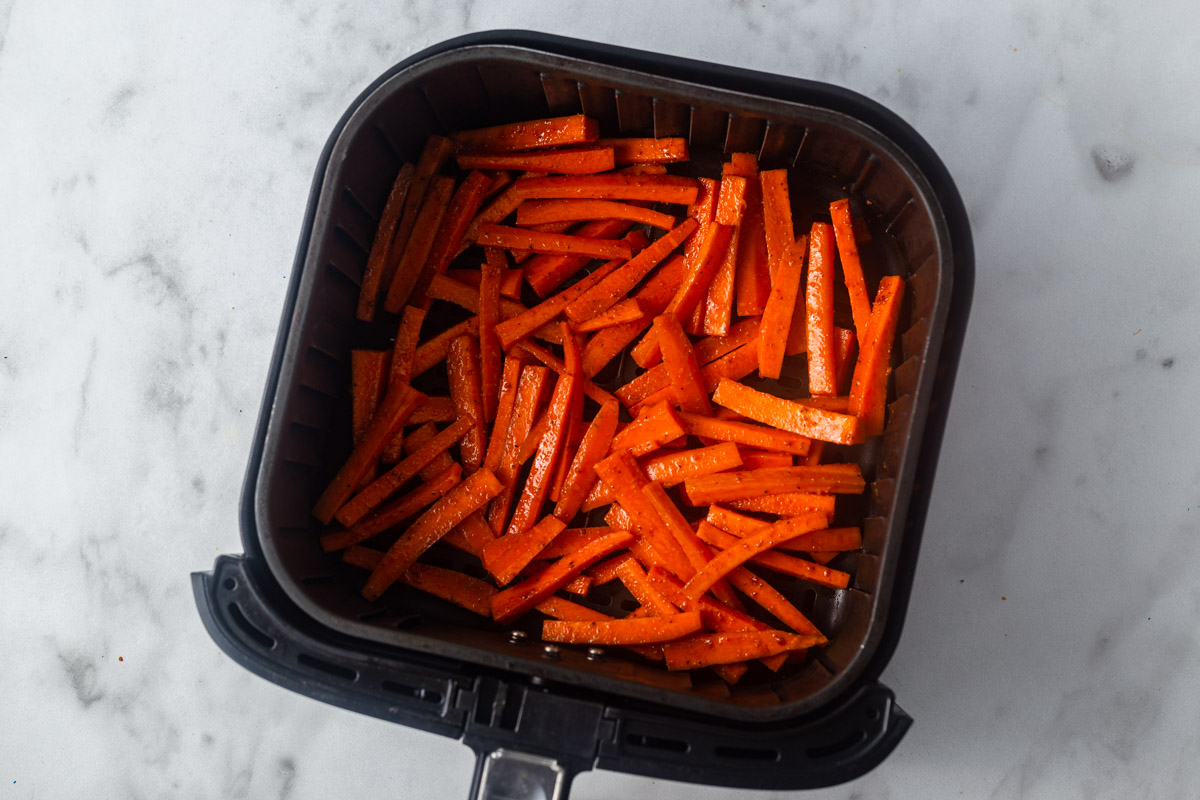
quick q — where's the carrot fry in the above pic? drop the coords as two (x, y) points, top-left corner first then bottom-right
(572, 299), (643, 333)
(849, 276), (905, 436)
(712, 378), (864, 445)
(610, 400), (687, 457)
(388, 305), (426, 386)
(523, 219), (637, 297)
(514, 340), (619, 406)
(583, 443), (743, 511)
(419, 170), (492, 293)
(457, 146), (615, 175)
(482, 515), (568, 585)
(323, 462), (463, 551)
(514, 174), (700, 204)
(703, 226), (739, 336)
(489, 364), (550, 531)
(830, 198), (873, 338)
(517, 199), (676, 230)
(518, 409), (551, 466)
(594, 451), (694, 579)
(548, 330), (584, 504)
(543, 611), (702, 646)
(727, 493), (837, 518)
(759, 169), (795, 280)
(681, 464), (865, 506)
(564, 218), (697, 323)
(341, 544), (383, 571)
(483, 352), (525, 474)
(358, 162), (415, 321)
(586, 552), (636, 584)
(335, 415), (475, 527)
(478, 223), (633, 261)
(737, 449), (792, 470)
(677, 412), (811, 457)
(727, 155), (770, 317)
(483, 170), (513, 200)
(403, 423), (455, 475)
(580, 254), (688, 377)
(681, 515), (829, 599)
(491, 531), (635, 623)
(506, 338), (577, 537)
(457, 173), (543, 258)
(665, 631), (822, 670)
(596, 137), (689, 165)
(554, 399), (620, 521)
(411, 317), (478, 378)
(805, 221), (838, 395)
(653, 314), (712, 414)
(453, 114), (599, 153)
(478, 254), (503, 422)
(453, 510), (497, 556)
(384, 175), (455, 313)
(616, 318), (759, 407)
(696, 521), (850, 589)
(362, 468), (504, 600)
(351, 351), (390, 444)
(615, 559), (678, 615)
(343, 549), (497, 616)
(770, 527), (861, 554)
(715, 174), (747, 227)
(447, 336), (487, 472)
(536, 595), (662, 660)
(313, 384), (424, 524)
(425, 275), (563, 344)
(534, 527), (613, 560)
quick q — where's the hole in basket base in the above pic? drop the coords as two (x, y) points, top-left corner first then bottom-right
(866, 706), (881, 722)
(222, 577), (237, 591)
(298, 652), (358, 682)
(227, 603), (276, 651)
(714, 745), (779, 762)
(625, 733), (689, 753)
(806, 729), (866, 760)
(381, 680), (443, 705)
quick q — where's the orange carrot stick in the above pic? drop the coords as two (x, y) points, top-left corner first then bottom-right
(482, 170), (513, 201)
(456, 173), (543, 258)
(490, 530), (635, 623)
(457, 146), (614, 175)
(610, 400), (687, 457)
(664, 630), (821, 670)
(586, 552), (636, 585)
(383, 136), (455, 289)
(727, 493), (837, 518)
(534, 527), (613, 560)
(573, 298), (644, 333)
(483, 352), (525, 474)
(516, 199), (676, 229)
(758, 168), (795, 279)
(425, 276), (563, 344)
(482, 515), (568, 585)
(653, 314), (712, 414)
(478, 252), (503, 422)
(595, 137), (689, 164)
(514, 174), (700, 204)
(677, 411), (811, 456)
(562, 574), (592, 595)
(712, 378), (864, 445)
(727, 155), (770, 317)
(564, 218), (697, 323)
(766, 526), (861, 554)
(594, 452), (694, 579)
(582, 443), (739, 511)
(478, 223), (633, 261)
(615, 559), (678, 615)
(829, 198), (873, 338)
(362, 468), (503, 601)
(833, 327), (858, 394)
(696, 521), (850, 588)
(536, 595), (663, 660)
(335, 415), (475, 527)
(419, 170), (492, 293)
(411, 317), (478, 378)
(553, 399), (620, 521)
(342, 548), (497, 616)
(543, 611), (702, 645)
(615, 318), (760, 408)
(681, 515), (827, 599)
(358, 163), (415, 321)
(714, 174), (747, 226)
(322, 465), (463, 553)
(453, 114), (599, 152)
(513, 340), (619, 406)
(518, 409), (551, 467)
(446, 336), (486, 472)
(681, 464), (865, 506)
(384, 175), (455, 313)
(500, 267), (523, 298)
(737, 449), (792, 470)
(703, 227), (739, 337)
(805, 221), (837, 395)
(579, 254), (688, 377)
(388, 305), (426, 385)
(452, 510), (497, 556)
(523, 219), (637, 297)
(849, 276), (904, 436)
(548, 330), (585, 503)
(312, 384), (424, 524)
(351, 351), (390, 444)
(489, 364), (550, 533)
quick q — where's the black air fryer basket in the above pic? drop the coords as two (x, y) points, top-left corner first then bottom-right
(193, 32), (973, 798)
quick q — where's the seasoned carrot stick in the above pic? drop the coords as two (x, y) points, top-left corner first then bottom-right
(543, 611), (702, 645)
(829, 198), (873, 338)
(322, 463), (463, 550)
(641, 482), (743, 610)
(582, 442), (743, 511)
(616, 559), (678, 615)
(490, 531), (635, 623)
(452, 510), (497, 556)
(362, 468), (504, 600)
(768, 527), (861, 554)
(312, 384), (424, 524)
(833, 327), (858, 394)
(389, 306), (426, 385)
(425, 276), (563, 344)
(411, 317), (478, 378)
(343, 548), (498, 617)
(727, 493), (837, 518)
(610, 400), (687, 457)
(535, 527), (613, 561)
(737, 449), (792, 470)
(703, 226), (739, 337)
(456, 173), (544, 258)
(523, 219), (637, 297)
(712, 378), (864, 445)
(849, 275), (904, 436)
(482, 515), (568, 586)
(536, 596), (664, 660)
(382, 137), (455, 293)
(726, 155), (770, 316)
(706, 505), (781, 536)
(616, 318), (761, 407)
(757, 246), (804, 379)
(514, 174), (700, 204)
(594, 452), (694, 579)
(517, 409), (551, 466)
(651, 314), (711, 414)
(351, 351), (390, 444)
(682, 464), (865, 505)
(681, 514), (827, 598)
(452, 114), (599, 152)
(478, 224), (633, 261)
(596, 137), (689, 164)
(457, 146), (615, 175)
(513, 340), (619, 406)
(759, 169), (795, 280)
(358, 162), (414, 321)
(483, 170), (513, 201)
(565, 218), (697, 323)
(489, 365), (550, 532)
(516, 199), (676, 229)
(384, 175), (454, 313)
(677, 412), (811, 456)
(696, 521), (850, 588)
(580, 254), (688, 377)
(805, 221), (837, 395)
(553, 399), (620, 521)
(714, 174), (747, 226)
(418, 170), (492, 293)
(483, 352), (525, 474)
(573, 298), (644, 333)
(548, 330), (585, 504)
(586, 552), (636, 585)
(665, 631), (822, 670)
(447, 336), (487, 472)
(335, 415), (475, 527)
(478, 253), (503, 422)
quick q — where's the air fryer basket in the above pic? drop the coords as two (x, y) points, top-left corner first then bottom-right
(195, 31), (972, 794)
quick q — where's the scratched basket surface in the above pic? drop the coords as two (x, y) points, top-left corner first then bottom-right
(254, 44), (951, 722)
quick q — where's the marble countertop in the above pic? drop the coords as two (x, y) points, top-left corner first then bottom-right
(3, 1), (1199, 797)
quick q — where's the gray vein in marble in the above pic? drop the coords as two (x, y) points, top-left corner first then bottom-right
(72, 337), (97, 455)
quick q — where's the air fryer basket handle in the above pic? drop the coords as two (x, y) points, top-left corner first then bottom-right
(470, 749), (574, 800)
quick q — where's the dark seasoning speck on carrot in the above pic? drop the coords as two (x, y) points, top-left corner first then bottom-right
(312, 113), (904, 684)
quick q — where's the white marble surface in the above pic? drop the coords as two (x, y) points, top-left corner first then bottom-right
(3, 1), (1199, 797)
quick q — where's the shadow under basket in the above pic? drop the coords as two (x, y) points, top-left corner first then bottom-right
(193, 31), (973, 797)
